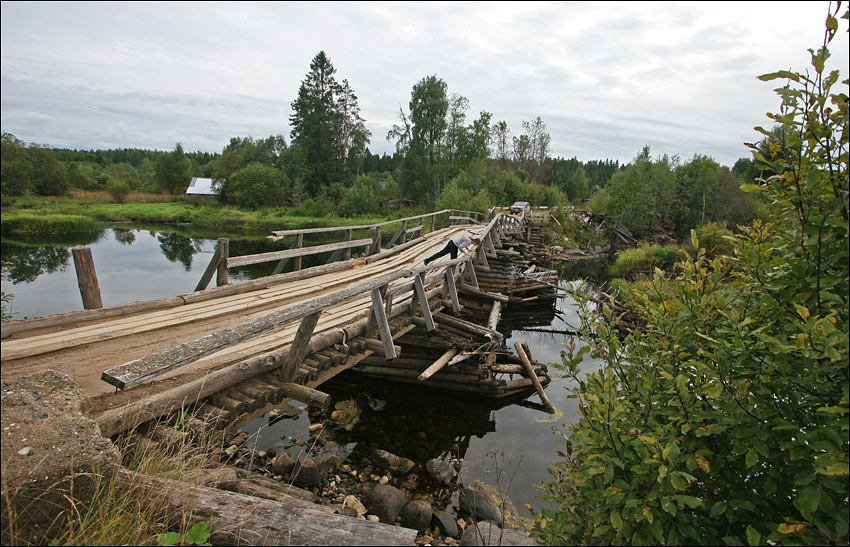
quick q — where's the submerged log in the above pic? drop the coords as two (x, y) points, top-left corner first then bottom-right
(515, 342), (555, 414)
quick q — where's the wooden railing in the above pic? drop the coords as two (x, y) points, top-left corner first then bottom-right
(194, 209), (487, 291)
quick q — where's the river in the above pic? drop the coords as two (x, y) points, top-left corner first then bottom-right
(1, 224), (608, 517)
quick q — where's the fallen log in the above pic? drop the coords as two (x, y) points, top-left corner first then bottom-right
(418, 348), (460, 381)
(118, 468), (418, 546)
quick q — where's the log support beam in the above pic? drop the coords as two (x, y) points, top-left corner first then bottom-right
(279, 310), (322, 383)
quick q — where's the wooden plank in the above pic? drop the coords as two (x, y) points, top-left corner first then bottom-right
(418, 348), (459, 381)
(226, 238), (372, 268)
(72, 248), (102, 309)
(279, 310), (322, 383)
(119, 469), (418, 546)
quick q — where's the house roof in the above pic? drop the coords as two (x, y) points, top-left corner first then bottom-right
(185, 177), (220, 195)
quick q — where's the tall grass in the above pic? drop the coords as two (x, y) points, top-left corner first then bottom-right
(608, 244), (687, 278)
(0, 214), (100, 237)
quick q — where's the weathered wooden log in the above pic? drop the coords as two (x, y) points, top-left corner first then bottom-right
(433, 312), (502, 340)
(489, 364), (547, 376)
(362, 337), (402, 357)
(487, 301), (502, 331)
(417, 348), (460, 381)
(515, 342), (555, 413)
(72, 247), (103, 309)
(117, 468), (418, 546)
(278, 383), (331, 410)
(458, 284), (510, 303)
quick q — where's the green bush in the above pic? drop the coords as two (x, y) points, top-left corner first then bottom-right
(608, 245), (687, 278)
(532, 7), (848, 545)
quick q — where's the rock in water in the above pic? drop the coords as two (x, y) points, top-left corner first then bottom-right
(364, 483), (408, 524)
(458, 486), (503, 526)
(401, 500), (432, 532)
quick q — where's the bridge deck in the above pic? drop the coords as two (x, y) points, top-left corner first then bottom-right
(0, 225), (478, 408)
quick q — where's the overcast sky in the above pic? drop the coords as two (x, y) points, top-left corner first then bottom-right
(2, 1), (847, 167)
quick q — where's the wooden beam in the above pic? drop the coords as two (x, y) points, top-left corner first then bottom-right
(72, 247), (103, 309)
(413, 273), (436, 331)
(369, 226), (381, 255)
(226, 238), (371, 268)
(194, 244), (222, 292)
(279, 310), (322, 383)
(370, 287), (398, 359)
(216, 238), (229, 287)
(515, 342), (554, 413)
(444, 265), (461, 313)
(487, 300), (502, 331)
(417, 348), (460, 381)
(465, 261), (479, 289)
(277, 382), (331, 409)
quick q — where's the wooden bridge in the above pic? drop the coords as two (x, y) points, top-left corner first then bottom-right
(1, 208), (556, 439)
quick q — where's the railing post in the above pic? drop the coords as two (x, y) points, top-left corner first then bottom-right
(216, 238), (229, 286)
(413, 273), (436, 331)
(294, 233), (303, 271)
(430, 214), (435, 234)
(370, 286), (398, 359)
(465, 261), (479, 289)
(369, 226), (382, 255)
(444, 265), (461, 313)
(72, 247), (103, 309)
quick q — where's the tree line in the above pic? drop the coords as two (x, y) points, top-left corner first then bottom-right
(3, 49), (766, 239)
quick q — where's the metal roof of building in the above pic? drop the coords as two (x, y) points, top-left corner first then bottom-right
(185, 177), (220, 195)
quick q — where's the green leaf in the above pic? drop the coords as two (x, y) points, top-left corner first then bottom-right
(610, 509), (623, 531)
(745, 449), (759, 468)
(797, 485), (821, 515)
(710, 501), (727, 517)
(661, 497), (677, 516)
(670, 472), (688, 491)
(673, 495), (703, 508)
(746, 525), (761, 546)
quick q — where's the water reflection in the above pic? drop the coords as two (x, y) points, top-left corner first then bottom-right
(1, 246), (73, 284)
(1, 225), (292, 318)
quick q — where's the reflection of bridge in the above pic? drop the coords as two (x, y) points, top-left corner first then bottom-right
(1, 208), (553, 439)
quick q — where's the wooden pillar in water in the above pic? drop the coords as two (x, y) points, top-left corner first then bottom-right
(72, 247), (102, 309)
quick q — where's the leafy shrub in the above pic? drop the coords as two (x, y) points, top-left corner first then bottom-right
(532, 7), (848, 545)
(106, 179), (131, 204)
(608, 245), (687, 278)
(687, 221), (734, 258)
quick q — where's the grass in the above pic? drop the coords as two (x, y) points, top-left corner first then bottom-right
(608, 244), (688, 278)
(1, 190), (440, 236)
(0, 213), (100, 237)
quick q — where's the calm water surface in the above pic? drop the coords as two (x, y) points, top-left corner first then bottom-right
(1, 225), (607, 515)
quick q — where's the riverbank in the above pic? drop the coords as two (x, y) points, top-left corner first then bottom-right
(0, 190), (423, 238)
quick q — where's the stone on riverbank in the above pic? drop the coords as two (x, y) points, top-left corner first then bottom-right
(364, 483), (408, 524)
(1, 370), (120, 544)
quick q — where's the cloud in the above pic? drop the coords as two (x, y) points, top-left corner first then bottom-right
(1, 1), (846, 167)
